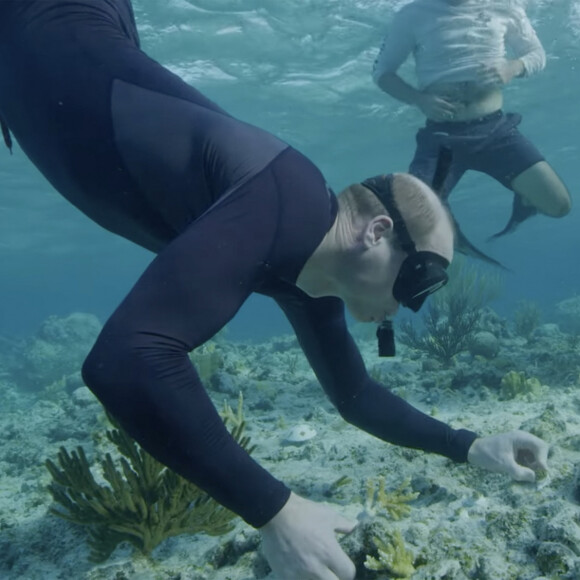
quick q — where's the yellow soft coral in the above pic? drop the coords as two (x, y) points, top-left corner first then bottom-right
(46, 393), (252, 562)
(365, 477), (419, 520)
(499, 370), (542, 400)
(364, 529), (416, 578)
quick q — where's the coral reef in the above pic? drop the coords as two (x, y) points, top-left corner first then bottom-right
(189, 341), (224, 385)
(364, 477), (419, 520)
(399, 259), (501, 366)
(364, 529), (416, 578)
(354, 479), (419, 577)
(468, 330), (499, 359)
(6, 288), (580, 579)
(513, 300), (541, 341)
(323, 475), (353, 499)
(45, 395), (252, 562)
(499, 370), (542, 400)
(555, 296), (580, 334)
(520, 404), (568, 441)
(8, 312), (101, 391)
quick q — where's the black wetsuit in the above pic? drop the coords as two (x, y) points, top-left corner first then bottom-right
(0, 0), (477, 527)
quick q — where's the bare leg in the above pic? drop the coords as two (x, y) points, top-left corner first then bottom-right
(510, 161), (571, 217)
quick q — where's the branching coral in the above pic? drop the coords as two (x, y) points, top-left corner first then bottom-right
(364, 477), (418, 520)
(359, 478), (418, 576)
(46, 394), (252, 562)
(399, 258), (501, 366)
(219, 393), (256, 454)
(364, 530), (416, 578)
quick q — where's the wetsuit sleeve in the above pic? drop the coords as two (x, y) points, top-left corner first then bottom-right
(505, 6), (546, 76)
(271, 282), (478, 462)
(372, 6), (416, 84)
(81, 191), (290, 529)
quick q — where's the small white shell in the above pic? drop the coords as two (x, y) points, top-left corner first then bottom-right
(283, 424), (317, 445)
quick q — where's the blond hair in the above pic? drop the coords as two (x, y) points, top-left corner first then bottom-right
(337, 173), (454, 253)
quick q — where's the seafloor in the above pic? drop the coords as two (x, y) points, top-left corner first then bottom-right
(1, 297), (580, 580)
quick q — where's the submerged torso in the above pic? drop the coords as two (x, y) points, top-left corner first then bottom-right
(425, 82), (503, 121)
(0, 0), (289, 251)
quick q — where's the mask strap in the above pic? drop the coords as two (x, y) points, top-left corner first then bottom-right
(361, 174), (416, 255)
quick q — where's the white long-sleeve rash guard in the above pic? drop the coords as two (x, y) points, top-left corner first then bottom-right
(372, 0), (546, 90)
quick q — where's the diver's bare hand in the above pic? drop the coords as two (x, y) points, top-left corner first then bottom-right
(477, 60), (524, 87)
(260, 492), (357, 580)
(416, 93), (461, 122)
(467, 430), (549, 482)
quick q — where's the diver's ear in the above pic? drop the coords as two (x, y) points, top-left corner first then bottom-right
(363, 215), (393, 247)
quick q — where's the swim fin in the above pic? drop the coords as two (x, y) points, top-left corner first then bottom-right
(488, 193), (538, 240)
(451, 212), (509, 270)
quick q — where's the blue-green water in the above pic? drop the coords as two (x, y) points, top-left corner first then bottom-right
(1, 3), (580, 579)
(0, 0), (578, 340)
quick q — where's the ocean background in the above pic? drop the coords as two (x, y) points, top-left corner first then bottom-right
(0, 0), (578, 342)
(1, 1), (580, 579)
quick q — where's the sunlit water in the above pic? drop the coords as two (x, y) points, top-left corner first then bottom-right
(0, 0), (578, 339)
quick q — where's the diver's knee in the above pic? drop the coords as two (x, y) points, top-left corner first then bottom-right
(515, 184), (572, 218)
(511, 162), (571, 218)
(544, 191), (572, 218)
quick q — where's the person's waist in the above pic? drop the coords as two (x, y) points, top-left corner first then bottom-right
(426, 109), (504, 129)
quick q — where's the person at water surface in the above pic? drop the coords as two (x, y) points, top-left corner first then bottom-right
(0, 1), (549, 578)
(372, 0), (571, 259)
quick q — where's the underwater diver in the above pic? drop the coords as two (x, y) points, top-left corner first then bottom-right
(0, 1), (549, 578)
(372, 0), (571, 267)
